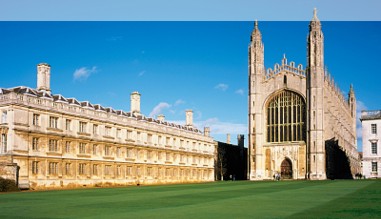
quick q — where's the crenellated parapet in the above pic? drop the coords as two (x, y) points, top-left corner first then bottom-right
(324, 69), (352, 108)
(265, 55), (305, 80)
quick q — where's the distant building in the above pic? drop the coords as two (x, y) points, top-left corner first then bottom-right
(215, 135), (247, 180)
(360, 110), (381, 178)
(248, 9), (360, 180)
(0, 63), (215, 189)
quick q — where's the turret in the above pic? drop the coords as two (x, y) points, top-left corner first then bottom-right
(130, 91), (141, 116)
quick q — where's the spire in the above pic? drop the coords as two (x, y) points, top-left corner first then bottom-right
(309, 8), (321, 30)
(312, 8), (319, 21)
(251, 20), (262, 41)
(349, 84), (354, 94)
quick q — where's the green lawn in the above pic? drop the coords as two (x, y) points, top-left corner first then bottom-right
(0, 180), (380, 218)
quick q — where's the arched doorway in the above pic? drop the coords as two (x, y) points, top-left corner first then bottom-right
(281, 158), (292, 179)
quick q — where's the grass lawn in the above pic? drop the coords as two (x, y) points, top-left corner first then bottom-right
(0, 180), (380, 218)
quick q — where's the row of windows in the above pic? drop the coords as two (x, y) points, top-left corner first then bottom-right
(32, 161), (212, 178)
(32, 114), (210, 150)
(31, 138), (211, 164)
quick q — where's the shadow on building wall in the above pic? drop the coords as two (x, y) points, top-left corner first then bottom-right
(325, 138), (353, 179)
(215, 135), (247, 181)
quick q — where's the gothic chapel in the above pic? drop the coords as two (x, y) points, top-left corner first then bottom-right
(248, 9), (360, 180)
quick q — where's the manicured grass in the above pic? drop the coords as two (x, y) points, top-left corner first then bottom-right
(0, 180), (380, 218)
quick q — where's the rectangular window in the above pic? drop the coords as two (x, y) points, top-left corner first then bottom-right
(79, 163), (86, 175)
(32, 114), (40, 126)
(372, 142), (378, 154)
(79, 121), (87, 133)
(116, 165), (121, 177)
(49, 116), (59, 129)
(48, 162), (58, 175)
(32, 137), (39, 151)
(79, 142), (86, 154)
(158, 135), (162, 145)
(32, 161), (39, 174)
(126, 166), (132, 176)
(137, 132), (141, 142)
(372, 162), (378, 172)
(147, 134), (153, 144)
(93, 144), (98, 155)
(127, 130), (133, 140)
(105, 165), (112, 175)
(1, 111), (7, 124)
(65, 119), (71, 131)
(48, 139), (58, 152)
(105, 126), (112, 136)
(126, 148), (132, 158)
(65, 141), (71, 153)
(93, 124), (98, 135)
(93, 164), (99, 176)
(65, 163), (71, 175)
(116, 147), (121, 157)
(105, 145), (112, 156)
(371, 124), (377, 134)
(116, 129), (121, 138)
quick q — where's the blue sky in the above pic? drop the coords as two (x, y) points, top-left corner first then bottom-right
(1, 21), (380, 151)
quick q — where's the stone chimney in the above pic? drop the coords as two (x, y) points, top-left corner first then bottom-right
(237, 134), (244, 147)
(37, 63), (51, 94)
(185, 110), (193, 128)
(130, 91), (141, 116)
(157, 114), (165, 122)
(204, 127), (210, 137)
(227, 134), (231, 144)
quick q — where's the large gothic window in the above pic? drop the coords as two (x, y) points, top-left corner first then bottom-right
(266, 90), (306, 143)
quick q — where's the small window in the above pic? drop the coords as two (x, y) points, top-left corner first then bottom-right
(372, 162), (378, 172)
(283, 75), (287, 86)
(371, 124), (377, 134)
(371, 142), (378, 154)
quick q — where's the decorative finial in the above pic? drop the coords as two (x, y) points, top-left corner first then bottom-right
(313, 8), (318, 19)
(283, 53), (286, 59)
(255, 20), (258, 29)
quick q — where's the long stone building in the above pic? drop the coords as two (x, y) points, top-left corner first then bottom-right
(248, 9), (360, 180)
(0, 63), (215, 189)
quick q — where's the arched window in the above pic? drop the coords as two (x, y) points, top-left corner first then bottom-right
(266, 90), (306, 142)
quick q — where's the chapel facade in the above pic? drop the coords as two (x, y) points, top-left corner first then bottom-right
(0, 63), (215, 189)
(248, 10), (360, 180)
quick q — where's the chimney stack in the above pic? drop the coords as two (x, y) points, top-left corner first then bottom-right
(227, 134), (231, 144)
(185, 110), (193, 128)
(37, 63), (51, 94)
(237, 134), (244, 147)
(204, 127), (210, 137)
(130, 91), (141, 116)
(157, 114), (165, 122)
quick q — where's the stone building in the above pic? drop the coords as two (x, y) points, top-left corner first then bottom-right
(0, 63), (215, 189)
(360, 110), (381, 178)
(215, 134), (247, 181)
(248, 9), (360, 180)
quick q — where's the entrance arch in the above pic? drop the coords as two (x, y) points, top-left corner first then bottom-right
(281, 158), (292, 179)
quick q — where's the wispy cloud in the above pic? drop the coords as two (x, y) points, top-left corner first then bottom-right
(169, 117), (247, 135)
(235, 89), (244, 95)
(215, 83), (229, 91)
(149, 102), (171, 117)
(73, 66), (97, 81)
(107, 36), (123, 41)
(356, 100), (367, 141)
(174, 99), (185, 106)
(138, 70), (145, 77)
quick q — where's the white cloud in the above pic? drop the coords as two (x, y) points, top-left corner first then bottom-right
(138, 70), (145, 77)
(169, 117), (247, 135)
(215, 83), (228, 91)
(356, 100), (367, 140)
(235, 89), (244, 95)
(149, 102), (171, 118)
(174, 99), (185, 106)
(73, 66), (97, 81)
